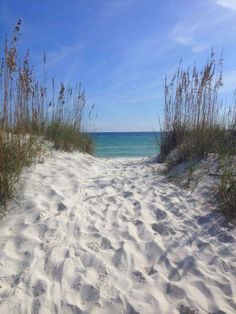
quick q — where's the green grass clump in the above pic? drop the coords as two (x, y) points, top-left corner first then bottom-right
(45, 121), (93, 153)
(217, 156), (236, 218)
(0, 133), (39, 207)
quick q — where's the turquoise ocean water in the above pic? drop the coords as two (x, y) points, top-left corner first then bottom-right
(90, 132), (160, 158)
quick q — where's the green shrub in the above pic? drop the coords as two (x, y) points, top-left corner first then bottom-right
(0, 133), (39, 207)
(217, 156), (236, 218)
(45, 121), (93, 153)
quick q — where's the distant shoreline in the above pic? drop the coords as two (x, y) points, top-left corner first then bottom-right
(90, 132), (160, 158)
(88, 131), (160, 134)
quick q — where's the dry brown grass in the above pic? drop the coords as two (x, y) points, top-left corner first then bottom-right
(160, 51), (226, 162)
(0, 20), (93, 207)
(160, 51), (236, 218)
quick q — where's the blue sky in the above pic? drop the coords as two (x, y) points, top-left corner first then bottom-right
(1, 0), (236, 131)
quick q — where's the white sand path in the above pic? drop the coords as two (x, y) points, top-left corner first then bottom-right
(0, 152), (235, 314)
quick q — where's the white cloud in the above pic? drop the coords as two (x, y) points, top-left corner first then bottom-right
(170, 2), (236, 53)
(170, 22), (206, 53)
(46, 44), (83, 67)
(217, 0), (236, 11)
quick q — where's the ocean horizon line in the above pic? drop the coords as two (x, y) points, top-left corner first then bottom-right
(89, 131), (161, 134)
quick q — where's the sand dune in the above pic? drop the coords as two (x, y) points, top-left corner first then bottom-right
(0, 152), (235, 313)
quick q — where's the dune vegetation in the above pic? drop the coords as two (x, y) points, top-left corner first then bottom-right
(160, 51), (236, 218)
(0, 20), (93, 208)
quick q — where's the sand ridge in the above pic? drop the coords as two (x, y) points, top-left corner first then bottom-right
(0, 152), (235, 313)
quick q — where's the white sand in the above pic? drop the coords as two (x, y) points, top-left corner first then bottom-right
(0, 152), (235, 314)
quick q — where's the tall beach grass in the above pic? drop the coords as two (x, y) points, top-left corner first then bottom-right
(0, 21), (93, 208)
(160, 51), (236, 218)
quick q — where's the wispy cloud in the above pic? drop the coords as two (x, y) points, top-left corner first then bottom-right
(170, 22), (206, 53)
(109, 38), (174, 91)
(169, 1), (236, 53)
(217, 0), (236, 11)
(46, 44), (83, 67)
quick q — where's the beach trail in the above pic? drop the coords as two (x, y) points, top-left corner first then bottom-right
(0, 152), (235, 314)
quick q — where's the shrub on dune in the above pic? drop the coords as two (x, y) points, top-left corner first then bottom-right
(0, 21), (94, 208)
(160, 51), (236, 218)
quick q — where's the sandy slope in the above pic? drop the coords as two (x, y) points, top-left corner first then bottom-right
(0, 152), (235, 314)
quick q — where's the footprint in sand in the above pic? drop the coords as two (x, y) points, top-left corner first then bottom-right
(132, 270), (146, 284)
(166, 283), (186, 301)
(101, 237), (112, 250)
(145, 266), (158, 276)
(154, 208), (167, 220)
(57, 202), (67, 212)
(133, 200), (141, 212)
(152, 222), (175, 236)
(44, 246), (69, 281)
(112, 242), (126, 268)
(32, 279), (47, 297)
(178, 304), (199, 314)
(123, 191), (133, 198)
(80, 283), (100, 302)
